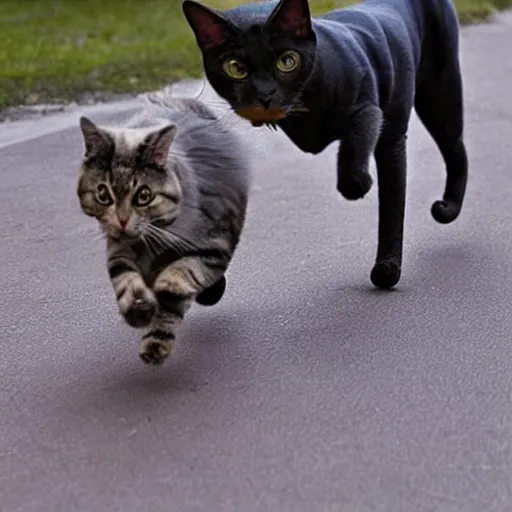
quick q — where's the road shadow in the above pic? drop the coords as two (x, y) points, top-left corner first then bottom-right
(53, 241), (493, 421)
(50, 307), (255, 418)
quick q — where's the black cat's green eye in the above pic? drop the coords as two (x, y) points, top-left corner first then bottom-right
(96, 184), (113, 206)
(276, 51), (301, 73)
(134, 186), (153, 206)
(222, 58), (249, 80)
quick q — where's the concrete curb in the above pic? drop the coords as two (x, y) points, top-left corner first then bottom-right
(0, 78), (225, 150)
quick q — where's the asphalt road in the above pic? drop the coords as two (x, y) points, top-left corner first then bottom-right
(2, 14), (512, 512)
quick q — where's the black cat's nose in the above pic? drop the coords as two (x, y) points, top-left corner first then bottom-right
(257, 89), (276, 109)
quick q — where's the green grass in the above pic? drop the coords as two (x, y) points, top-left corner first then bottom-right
(0, 0), (511, 110)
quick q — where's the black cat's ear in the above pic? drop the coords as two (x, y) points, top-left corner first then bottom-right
(141, 124), (177, 167)
(266, 0), (312, 37)
(79, 116), (114, 156)
(182, 0), (235, 50)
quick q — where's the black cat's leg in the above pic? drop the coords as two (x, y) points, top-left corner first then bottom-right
(337, 104), (383, 200)
(371, 130), (408, 289)
(195, 275), (227, 306)
(414, 63), (468, 224)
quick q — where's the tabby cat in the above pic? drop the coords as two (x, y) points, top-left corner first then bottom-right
(77, 96), (251, 365)
(182, 0), (469, 289)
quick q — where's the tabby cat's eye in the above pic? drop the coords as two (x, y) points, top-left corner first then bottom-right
(96, 184), (113, 205)
(275, 51), (301, 73)
(222, 58), (249, 80)
(134, 186), (153, 206)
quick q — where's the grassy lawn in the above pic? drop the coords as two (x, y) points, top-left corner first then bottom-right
(1, 0), (511, 110)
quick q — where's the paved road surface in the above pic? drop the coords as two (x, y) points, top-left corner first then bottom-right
(2, 14), (512, 512)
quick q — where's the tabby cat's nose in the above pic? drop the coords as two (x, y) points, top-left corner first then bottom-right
(117, 216), (129, 230)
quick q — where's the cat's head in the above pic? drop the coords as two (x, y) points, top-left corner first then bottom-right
(77, 116), (182, 239)
(182, 0), (316, 125)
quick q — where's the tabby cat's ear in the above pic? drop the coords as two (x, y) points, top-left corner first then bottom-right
(79, 116), (113, 156)
(141, 125), (177, 167)
(182, 0), (235, 50)
(266, 0), (312, 37)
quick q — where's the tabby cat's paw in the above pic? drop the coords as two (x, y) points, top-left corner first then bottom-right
(195, 276), (227, 306)
(139, 335), (173, 366)
(337, 172), (373, 200)
(120, 287), (158, 328)
(370, 259), (401, 289)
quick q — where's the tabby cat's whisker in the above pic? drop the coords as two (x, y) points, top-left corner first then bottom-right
(91, 229), (107, 242)
(142, 234), (161, 256)
(146, 225), (191, 255)
(145, 227), (173, 250)
(148, 224), (198, 253)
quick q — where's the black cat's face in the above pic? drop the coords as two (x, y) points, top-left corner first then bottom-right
(183, 0), (316, 125)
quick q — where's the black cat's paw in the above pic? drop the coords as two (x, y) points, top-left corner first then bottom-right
(431, 200), (461, 224)
(370, 260), (401, 289)
(337, 172), (373, 200)
(196, 276), (227, 307)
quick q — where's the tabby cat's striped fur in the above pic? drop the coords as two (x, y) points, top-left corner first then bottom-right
(77, 96), (251, 365)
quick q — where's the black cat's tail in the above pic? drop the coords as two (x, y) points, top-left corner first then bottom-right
(415, 0), (468, 225)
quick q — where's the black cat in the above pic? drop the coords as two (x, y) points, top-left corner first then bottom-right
(182, 0), (468, 289)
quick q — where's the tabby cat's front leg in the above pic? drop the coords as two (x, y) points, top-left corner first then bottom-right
(107, 242), (157, 328)
(336, 104), (383, 200)
(139, 293), (192, 365)
(140, 255), (225, 365)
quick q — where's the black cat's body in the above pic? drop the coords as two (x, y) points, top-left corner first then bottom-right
(183, 0), (468, 289)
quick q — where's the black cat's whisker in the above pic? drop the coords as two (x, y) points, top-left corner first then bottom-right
(189, 77), (233, 107)
(285, 110), (308, 119)
(199, 97), (232, 108)
(192, 79), (208, 99)
(288, 106), (310, 113)
(264, 122), (279, 131)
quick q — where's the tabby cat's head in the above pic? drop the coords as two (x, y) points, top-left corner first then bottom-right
(77, 117), (182, 239)
(182, 0), (316, 125)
